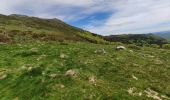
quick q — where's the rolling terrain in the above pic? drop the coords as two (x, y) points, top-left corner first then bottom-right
(105, 34), (168, 46)
(0, 42), (170, 100)
(0, 14), (170, 100)
(0, 14), (106, 43)
(154, 31), (170, 41)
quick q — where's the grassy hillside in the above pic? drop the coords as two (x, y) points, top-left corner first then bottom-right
(0, 14), (106, 43)
(0, 42), (170, 100)
(0, 14), (170, 100)
(105, 34), (168, 46)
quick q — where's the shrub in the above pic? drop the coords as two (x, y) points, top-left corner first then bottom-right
(76, 32), (108, 44)
(128, 44), (141, 50)
(163, 44), (170, 49)
(7, 30), (21, 37)
(15, 48), (39, 57)
(22, 66), (43, 77)
(150, 44), (159, 48)
(0, 33), (11, 42)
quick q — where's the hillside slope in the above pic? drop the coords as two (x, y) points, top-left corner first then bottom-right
(0, 42), (170, 100)
(0, 14), (170, 100)
(104, 34), (168, 46)
(0, 14), (106, 43)
(154, 31), (170, 41)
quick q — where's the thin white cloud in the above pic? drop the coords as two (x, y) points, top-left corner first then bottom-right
(0, 0), (170, 35)
(86, 0), (170, 35)
(0, 0), (108, 20)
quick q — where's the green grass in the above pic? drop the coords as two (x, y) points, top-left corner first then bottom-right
(0, 42), (170, 100)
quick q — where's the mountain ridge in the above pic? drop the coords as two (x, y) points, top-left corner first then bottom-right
(153, 30), (170, 41)
(104, 33), (168, 46)
(0, 14), (106, 43)
(0, 14), (169, 45)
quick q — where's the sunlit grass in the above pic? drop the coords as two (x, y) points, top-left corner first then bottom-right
(0, 42), (170, 100)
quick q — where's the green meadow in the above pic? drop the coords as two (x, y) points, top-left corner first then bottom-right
(0, 42), (170, 100)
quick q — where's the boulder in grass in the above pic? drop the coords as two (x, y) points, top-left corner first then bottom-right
(128, 87), (142, 96)
(27, 67), (33, 71)
(0, 42), (7, 45)
(89, 76), (97, 85)
(0, 74), (7, 80)
(65, 69), (77, 77)
(144, 88), (162, 100)
(59, 53), (68, 59)
(37, 55), (47, 61)
(49, 74), (57, 78)
(116, 46), (126, 50)
(132, 75), (138, 80)
(30, 48), (38, 53)
(60, 84), (65, 88)
(94, 49), (106, 54)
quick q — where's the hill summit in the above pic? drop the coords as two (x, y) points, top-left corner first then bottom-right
(0, 14), (106, 43)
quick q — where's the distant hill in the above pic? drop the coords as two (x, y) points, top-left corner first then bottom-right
(0, 14), (106, 43)
(104, 34), (168, 46)
(0, 14), (169, 45)
(153, 31), (170, 41)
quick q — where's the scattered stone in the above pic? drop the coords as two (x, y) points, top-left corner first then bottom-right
(129, 50), (134, 53)
(144, 88), (162, 100)
(30, 48), (38, 53)
(132, 75), (138, 80)
(0, 42), (7, 45)
(128, 87), (135, 95)
(37, 55), (46, 61)
(42, 71), (46, 76)
(20, 66), (27, 70)
(89, 76), (96, 85)
(116, 46), (126, 50)
(138, 92), (143, 96)
(84, 61), (88, 65)
(132, 63), (140, 67)
(154, 59), (163, 65)
(20, 64), (34, 71)
(161, 95), (170, 99)
(127, 87), (142, 96)
(59, 53), (68, 59)
(49, 74), (57, 78)
(65, 69), (77, 77)
(0, 74), (7, 80)
(27, 67), (33, 71)
(148, 55), (155, 58)
(94, 49), (106, 54)
(60, 84), (65, 88)
(17, 44), (22, 46)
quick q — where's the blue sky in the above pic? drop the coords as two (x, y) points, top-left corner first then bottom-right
(0, 0), (170, 35)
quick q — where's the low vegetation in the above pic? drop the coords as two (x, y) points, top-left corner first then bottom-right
(0, 14), (170, 100)
(0, 42), (170, 100)
(0, 14), (106, 44)
(105, 34), (169, 47)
